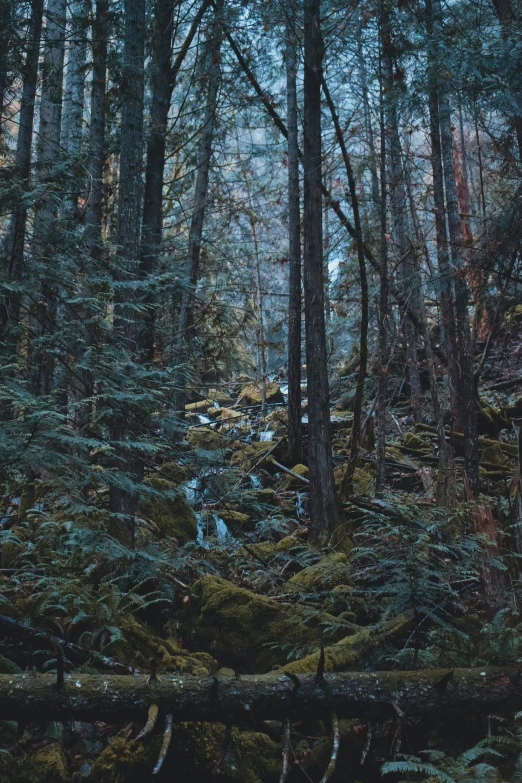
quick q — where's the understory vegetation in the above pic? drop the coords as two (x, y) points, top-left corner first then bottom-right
(2, 0), (522, 779)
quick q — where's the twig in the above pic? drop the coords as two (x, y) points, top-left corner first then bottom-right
(279, 718), (292, 783)
(135, 704), (158, 741)
(319, 712), (340, 783)
(391, 701), (405, 758)
(153, 713), (173, 775)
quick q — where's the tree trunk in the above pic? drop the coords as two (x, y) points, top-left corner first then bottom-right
(108, 0), (146, 546)
(0, 668), (521, 723)
(285, 0), (302, 466)
(30, 0), (67, 396)
(321, 79), (368, 498)
(84, 0), (108, 255)
(61, 0), (88, 217)
(303, 0), (341, 543)
(375, 29), (388, 496)
(432, 0), (479, 496)
(175, 1), (223, 412)
(0, 0), (44, 349)
(140, 0), (212, 362)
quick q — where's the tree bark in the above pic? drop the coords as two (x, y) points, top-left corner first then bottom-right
(303, 0), (341, 542)
(140, 0), (212, 362)
(321, 78), (368, 497)
(0, 0), (44, 349)
(30, 0), (67, 396)
(108, 0), (146, 546)
(175, 0), (223, 412)
(0, 668), (521, 723)
(285, 0), (302, 467)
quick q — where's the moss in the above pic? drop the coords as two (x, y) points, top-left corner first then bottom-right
(185, 398), (213, 412)
(187, 426), (227, 450)
(89, 736), (160, 782)
(286, 553), (352, 593)
(14, 743), (68, 783)
(275, 534), (302, 551)
(336, 464), (374, 497)
(141, 483), (197, 542)
(239, 540), (278, 561)
(158, 461), (188, 484)
(220, 509), (250, 529)
(189, 575), (343, 672)
(404, 432), (430, 450)
(1, 539), (24, 567)
(230, 440), (277, 470)
(283, 463), (309, 488)
(218, 407), (242, 421)
(207, 388), (235, 406)
(480, 442), (509, 466)
(239, 382), (284, 405)
(166, 723), (280, 783)
(124, 617), (216, 673)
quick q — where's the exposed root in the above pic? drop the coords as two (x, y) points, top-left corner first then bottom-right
(153, 713), (173, 775)
(213, 723), (232, 773)
(319, 712), (340, 783)
(279, 718), (291, 783)
(135, 703), (159, 741)
(361, 721), (372, 765)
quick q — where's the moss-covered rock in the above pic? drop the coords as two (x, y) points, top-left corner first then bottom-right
(230, 441), (279, 471)
(189, 575), (343, 672)
(187, 426), (227, 450)
(219, 509), (250, 529)
(185, 398), (213, 412)
(239, 383), (284, 405)
(286, 553), (352, 593)
(88, 736), (160, 782)
(239, 540), (277, 561)
(158, 461), (188, 484)
(141, 482), (197, 542)
(480, 442), (510, 466)
(207, 388), (235, 407)
(283, 463), (309, 488)
(404, 432), (430, 450)
(14, 743), (68, 783)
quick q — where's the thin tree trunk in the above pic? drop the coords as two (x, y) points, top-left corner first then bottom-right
(432, 0), (479, 495)
(356, 8), (380, 221)
(375, 26), (388, 496)
(30, 0), (67, 396)
(84, 0), (108, 254)
(175, 1), (223, 412)
(108, 0), (146, 546)
(303, 0), (341, 543)
(321, 79), (368, 497)
(0, 0), (44, 349)
(285, 0), (302, 466)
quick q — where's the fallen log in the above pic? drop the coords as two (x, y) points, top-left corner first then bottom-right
(0, 668), (521, 723)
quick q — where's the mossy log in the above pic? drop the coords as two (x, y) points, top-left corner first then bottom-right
(0, 668), (521, 723)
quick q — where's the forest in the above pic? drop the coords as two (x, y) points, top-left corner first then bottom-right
(1, 0), (522, 778)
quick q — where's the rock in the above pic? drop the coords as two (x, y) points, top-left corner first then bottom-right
(286, 553), (352, 594)
(207, 388), (235, 407)
(480, 442), (509, 466)
(239, 540), (277, 561)
(239, 382), (284, 405)
(88, 736), (160, 782)
(404, 432), (430, 450)
(187, 426), (227, 450)
(157, 461), (188, 484)
(185, 398), (213, 412)
(219, 509), (250, 530)
(14, 743), (68, 783)
(141, 481), (198, 542)
(230, 441), (279, 471)
(189, 575), (343, 672)
(283, 463), (309, 488)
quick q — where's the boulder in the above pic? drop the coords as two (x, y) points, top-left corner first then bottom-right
(283, 463), (309, 488)
(185, 398), (213, 412)
(286, 553), (352, 594)
(239, 382), (284, 405)
(189, 575), (343, 672)
(141, 480), (198, 541)
(187, 426), (227, 450)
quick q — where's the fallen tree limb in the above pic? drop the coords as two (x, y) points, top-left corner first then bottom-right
(0, 668), (521, 723)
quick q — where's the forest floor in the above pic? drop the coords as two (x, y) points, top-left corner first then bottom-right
(1, 322), (522, 782)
